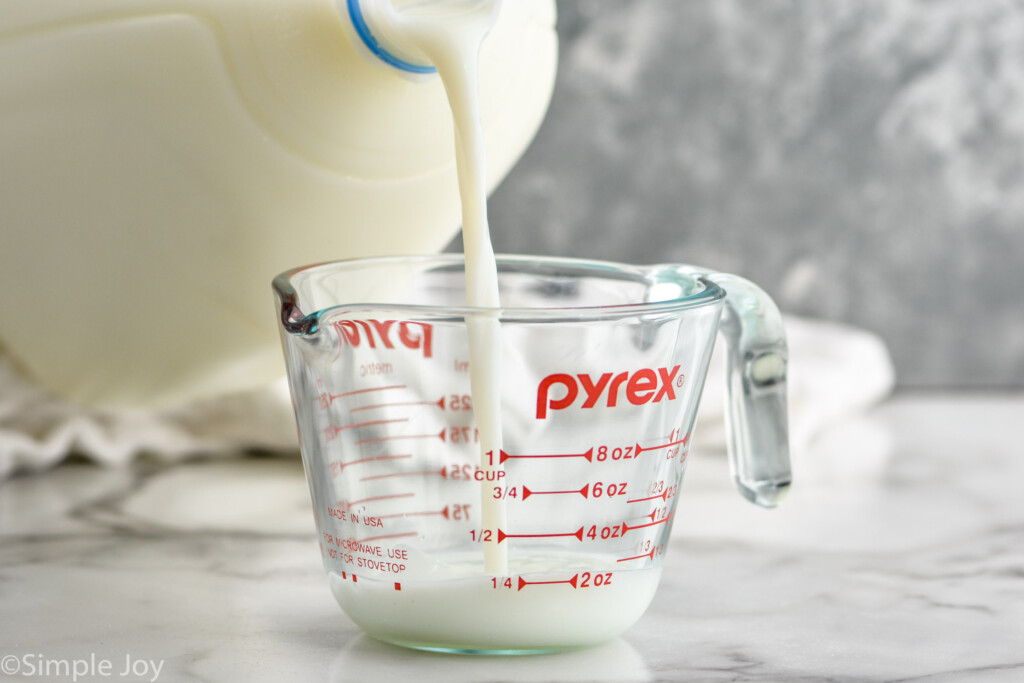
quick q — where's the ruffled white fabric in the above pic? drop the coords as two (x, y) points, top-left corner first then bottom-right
(0, 359), (297, 478)
(697, 316), (895, 455)
(0, 316), (894, 479)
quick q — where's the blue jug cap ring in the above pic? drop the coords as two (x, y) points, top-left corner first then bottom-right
(346, 0), (438, 75)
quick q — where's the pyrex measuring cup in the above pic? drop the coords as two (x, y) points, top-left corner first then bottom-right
(273, 254), (791, 653)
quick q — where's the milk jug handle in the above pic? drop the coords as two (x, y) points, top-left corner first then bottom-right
(703, 273), (792, 507)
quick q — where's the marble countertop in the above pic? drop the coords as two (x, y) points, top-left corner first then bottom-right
(2, 394), (1022, 682)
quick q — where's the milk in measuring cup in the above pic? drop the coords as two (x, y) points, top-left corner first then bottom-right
(328, 0), (640, 641)
(278, 254), (723, 653)
(331, 555), (662, 652)
(278, 0), (792, 655)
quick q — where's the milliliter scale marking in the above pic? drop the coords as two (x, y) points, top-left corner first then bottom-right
(327, 424), (684, 566)
(317, 375), (687, 592)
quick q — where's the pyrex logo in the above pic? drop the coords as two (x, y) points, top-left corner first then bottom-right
(333, 319), (433, 358)
(536, 366), (683, 419)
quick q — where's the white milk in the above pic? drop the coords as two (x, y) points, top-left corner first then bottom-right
(371, 0), (507, 574)
(343, 2), (668, 650)
(328, 556), (663, 652)
(0, 0), (556, 408)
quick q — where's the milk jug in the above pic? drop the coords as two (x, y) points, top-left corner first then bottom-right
(0, 0), (557, 408)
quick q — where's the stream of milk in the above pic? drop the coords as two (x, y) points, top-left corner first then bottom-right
(373, 0), (508, 574)
(326, 2), (671, 651)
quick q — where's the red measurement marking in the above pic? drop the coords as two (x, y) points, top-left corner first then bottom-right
(499, 448), (593, 464)
(617, 548), (656, 563)
(360, 531), (418, 543)
(522, 484), (589, 500)
(621, 513), (673, 534)
(626, 490), (668, 504)
(328, 418), (408, 435)
(351, 397), (445, 413)
(329, 385), (406, 404)
(335, 454), (411, 472)
(635, 433), (688, 455)
(395, 582), (402, 591)
(360, 467), (446, 482)
(497, 527), (584, 543)
(346, 492), (415, 509)
(518, 573), (579, 591)
(378, 505), (451, 520)
(356, 429), (446, 445)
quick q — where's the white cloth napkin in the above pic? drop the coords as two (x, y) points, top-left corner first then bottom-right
(0, 315), (894, 479)
(0, 360), (297, 478)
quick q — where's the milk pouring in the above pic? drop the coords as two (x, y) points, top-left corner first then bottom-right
(364, 0), (511, 574)
(275, 0), (792, 655)
(0, 0), (556, 408)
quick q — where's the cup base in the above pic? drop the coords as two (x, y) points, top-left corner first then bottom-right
(327, 564), (661, 654)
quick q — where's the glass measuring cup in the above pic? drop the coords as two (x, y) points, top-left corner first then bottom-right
(273, 254), (791, 653)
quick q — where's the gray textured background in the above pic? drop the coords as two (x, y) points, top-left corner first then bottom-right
(474, 0), (1024, 389)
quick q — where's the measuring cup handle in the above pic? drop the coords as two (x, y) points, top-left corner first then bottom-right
(703, 273), (792, 507)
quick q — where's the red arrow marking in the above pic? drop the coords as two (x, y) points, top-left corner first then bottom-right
(356, 429), (446, 445)
(361, 467), (446, 482)
(522, 484), (589, 501)
(378, 505), (450, 520)
(329, 418), (408, 435)
(351, 397), (445, 412)
(634, 436), (688, 455)
(335, 453), (411, 472)
(617, 548), (656, 563)
(517, 573), (579, 591)
(497, 527), (585, 543)
(499, 448), (593, 464)
(626, 490), (668, 504)
(359, 531), (417, 543)
(329, 385), (406, 404)
(346, 492), (414, 509)
(621, 514), (673, 534)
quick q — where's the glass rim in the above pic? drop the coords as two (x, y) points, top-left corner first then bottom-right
(273, 254), (726, 334)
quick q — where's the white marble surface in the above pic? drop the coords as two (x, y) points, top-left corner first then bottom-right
(2, 394), (1022, 682)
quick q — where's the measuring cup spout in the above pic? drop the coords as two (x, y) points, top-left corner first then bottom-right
(699, 272), (792, 507)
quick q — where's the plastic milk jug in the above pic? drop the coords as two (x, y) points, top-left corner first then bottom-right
(0, 0), (556, 408)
